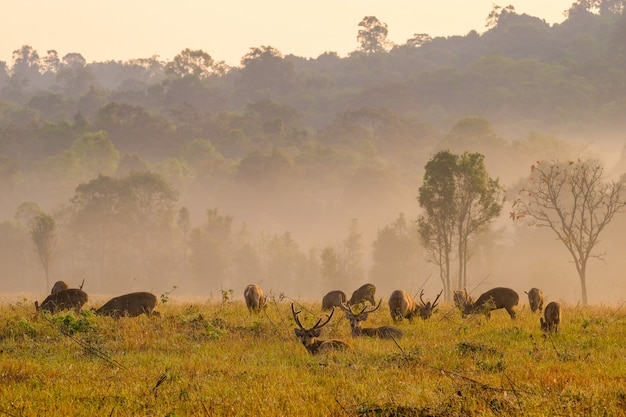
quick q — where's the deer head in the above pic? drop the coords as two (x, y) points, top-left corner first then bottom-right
(292, 303), (349, 354)
(418, 289), (443, 319)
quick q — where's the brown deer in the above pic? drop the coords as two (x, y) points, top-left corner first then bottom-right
(35, 288), (88, 314)
(348, 283), (376, 306)
(417, 289), (443, 319)
(50, 280), (69, 294)
(321, 290), (347, 311)
(291, 304), (350, 354)
(244, 284), (266, 313)
(525, 287), (544, 313)
(94, 292), (157, 318)
(339, 299), (403, 339)
(540, 301), (561, 333)
(454, 287), (519, 319)
(388, 289), (419, 322)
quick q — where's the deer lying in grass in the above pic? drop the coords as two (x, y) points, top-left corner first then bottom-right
(339, 299), (403, 339)
(35, 288), (88, 314)
(291, 304), (350, 354)
(540, 301), (561, 333)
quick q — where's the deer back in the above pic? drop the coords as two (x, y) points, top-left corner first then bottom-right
(244, 284), (266, 313)
(95, 292), (157, 318)
(540, 301), (561, 333)
(36, 288), (88, 314)
(51, 281), (69, 295)
(388, 290), (417, 322)
(321, 290), (347, 311)
(348, 283), (376, 306)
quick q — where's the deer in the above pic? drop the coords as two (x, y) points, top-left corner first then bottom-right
(35, 288), (88, 314)
(417, 289), (443, 319)
(321, 290), (347, 311)
(244, 284), (266, 313)
(348, 283), (376, 306)
(50, 280), (69, 294)
(338, 299), (403, 339)
(388, 289), (418, 322)
(291, 304), (350, 354)
(454, 287), (519, 319)
(540, 301), (561, 333)
(94, 292), (157, 318)
(525, 287), (544, 313)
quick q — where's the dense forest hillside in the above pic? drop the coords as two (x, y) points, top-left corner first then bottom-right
(1, 3), (625, 304)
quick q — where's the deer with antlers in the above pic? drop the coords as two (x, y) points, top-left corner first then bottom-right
(339, 299), (403, 339)
(417, 289), (443, 319)
(291, 304), (350, 354)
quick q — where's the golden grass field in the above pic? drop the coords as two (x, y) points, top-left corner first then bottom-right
(1, 292), (626, 416)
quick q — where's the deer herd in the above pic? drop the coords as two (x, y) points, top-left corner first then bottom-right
(33, 279), (562, 355)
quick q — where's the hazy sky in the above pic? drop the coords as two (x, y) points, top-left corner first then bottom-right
(2, 1), (574, 67)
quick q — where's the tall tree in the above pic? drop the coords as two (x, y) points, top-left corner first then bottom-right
(30, 212), (56, 290)
(511, 159), (625, 305)
(357, 16), (392, 53)
(418, 151), (504, 299)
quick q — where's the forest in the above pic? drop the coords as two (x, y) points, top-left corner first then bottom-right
(0, 2), (625, 304)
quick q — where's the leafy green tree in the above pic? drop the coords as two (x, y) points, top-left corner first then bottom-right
(237, 45), (294, 94)
(418, 151), (504, 299)
(320, 246), (341, 286)
(30, 212), (56, 290)
(189, 208), (233, 288)
(511, 159), (625, 305)
(357, 16), (392, 54)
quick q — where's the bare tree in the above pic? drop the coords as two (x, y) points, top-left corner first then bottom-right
(512, 159), (625, 305)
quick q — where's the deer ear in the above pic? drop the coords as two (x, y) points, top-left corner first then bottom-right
(294, 329), (302, 337)
(312, 329), (322, 337)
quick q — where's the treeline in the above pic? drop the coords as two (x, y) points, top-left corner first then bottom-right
(1, 2), (626, 300)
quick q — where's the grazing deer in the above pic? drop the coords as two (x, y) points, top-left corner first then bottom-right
(525, 287), (544, 313)
(348, 283), (376, 306)
(454, 287), (519, 319)
(50, 280), (69, 294)
(388, 289), (419, 322)
(540, 301), (561, 333)
(417, 289), (443, 319)
(35, 288), (88, 314)
(95, 292), (157, 318)
(339, 299), (403, 339)
(291, 304), (350, 354)
(244, 284), (266, 313)
(321, 290), (347, 311)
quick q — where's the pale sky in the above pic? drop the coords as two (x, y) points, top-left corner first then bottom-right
(2, 1), (574, 67)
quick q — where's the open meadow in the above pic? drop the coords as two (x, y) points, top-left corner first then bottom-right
(2, 294), (626, 416)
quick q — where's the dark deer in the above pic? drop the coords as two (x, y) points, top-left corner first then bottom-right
(540, 301), (561, 333)
(417, 289), (443, 319)
(339, 299), (403, 339)
(291, 304), (350, 354)
(50, 281), (68, 294)
(35, 288), (88, 314)
(525, 287), (544, 313)
(95, 292), (157, 318)
(244, 284), (266, 313)
(388, 289), (419, 322)
(454, 287), (519, 319)
(348, 283), (376, 306)
(321, 290), (347, 311)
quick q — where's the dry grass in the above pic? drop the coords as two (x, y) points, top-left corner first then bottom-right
(2, 296), (626, 416)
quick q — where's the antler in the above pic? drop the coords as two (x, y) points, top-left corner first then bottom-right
(360, 298), (382, 315)
(312, 307), (335, 330)
(418, 289), (426, 307)
(291, 303), (304, 329)
(432, 290), (443, 309)
(338, 302), (354, 315)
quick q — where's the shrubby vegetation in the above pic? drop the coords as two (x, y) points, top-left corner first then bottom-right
(0, 2), (625, 302)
